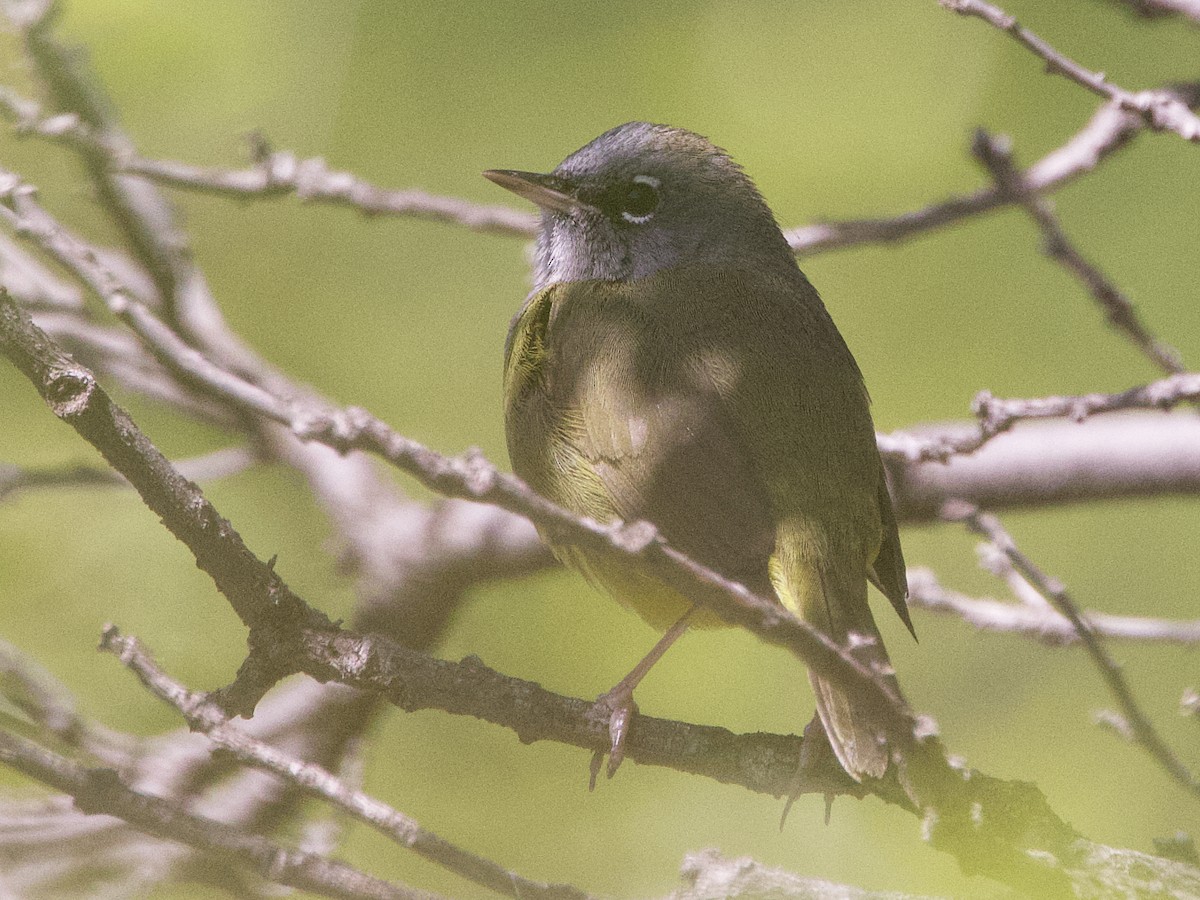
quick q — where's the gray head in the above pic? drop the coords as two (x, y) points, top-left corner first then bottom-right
(485, 122), (796, 290)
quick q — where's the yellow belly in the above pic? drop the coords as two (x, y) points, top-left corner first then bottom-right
(553, 541), (730, 631)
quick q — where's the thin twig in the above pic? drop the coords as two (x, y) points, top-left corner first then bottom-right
(943, 501), (1200, 798)
(0, 85), (538, 237)
(0, 170), (298, 419)
(101, 626), (597, 900)
(971, 128), (1185, 375)
(0, 728), (443, 900)
(941, 0), (1200, 141)
(907, 567), (1200, 645)
(882, 372), (1200, 463)
(0, 231), (82, 308)
(127, 152), (542, 236)
(7, 78), (1194, 262)
(3, 12), (294, 394)
(0, 446), (257, 501)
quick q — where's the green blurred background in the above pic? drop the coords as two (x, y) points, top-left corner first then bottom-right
(1, 1), (1198, 896)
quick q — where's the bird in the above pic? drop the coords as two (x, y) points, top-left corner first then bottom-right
(485, 122), (914, 786)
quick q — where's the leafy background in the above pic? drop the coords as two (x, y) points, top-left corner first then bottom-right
(1, 1), (1198, 896)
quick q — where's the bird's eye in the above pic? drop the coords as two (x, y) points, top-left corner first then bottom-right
(620, 176), (660, 223)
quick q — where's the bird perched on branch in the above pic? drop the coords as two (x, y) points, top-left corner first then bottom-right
(486, 122), (914, 788)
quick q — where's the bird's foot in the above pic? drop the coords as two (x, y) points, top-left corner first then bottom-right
(779, 713), (838, 830)
(586, 683), (639, 790)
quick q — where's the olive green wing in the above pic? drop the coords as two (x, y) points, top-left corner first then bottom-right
(869, 471), (915, 638)
(504, 279), (777, 603)
(671, 265), (911, 780)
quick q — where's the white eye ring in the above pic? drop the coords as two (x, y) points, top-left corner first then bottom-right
(621, 174), (661, 224)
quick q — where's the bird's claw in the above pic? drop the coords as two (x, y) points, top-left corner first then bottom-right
(587, 685), (639, 790)
(780, 713), (838, 829)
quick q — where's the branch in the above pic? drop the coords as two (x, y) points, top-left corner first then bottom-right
(101, 626), (596, 900)
(882, 372), (1200, 463)
(884, 414), (1200, 521)
(941, 0), (1200, 141)
(907, 567), (1200, 645)
(0, 446), (257, 502)
(1111, 0), (1200, 22)
(2, 10), (294, 394)
(130, 150), (542, 236)
(785, 85), (1200, 253)
(9, 74), (1194, 265)
(0, 231), (82, 308)
(0, 649), (380, 896)
(667, 849), (937, 900)
(0, 728), (442, 900)
(971, 128), (1185, 375)
(944, 501), (1200, 798)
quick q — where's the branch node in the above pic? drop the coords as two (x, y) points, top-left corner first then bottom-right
(456, 447), (498, 495)
(45, 366), (95, 418)
(610, 518), (660, 554)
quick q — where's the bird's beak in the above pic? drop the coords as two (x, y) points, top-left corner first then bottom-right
(483, 169), (593, 214)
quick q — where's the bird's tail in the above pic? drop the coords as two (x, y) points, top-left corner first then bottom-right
(772, 528), (903, 782)
(808, 639), (893, 781)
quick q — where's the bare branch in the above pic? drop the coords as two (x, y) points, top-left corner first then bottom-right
(0, 84), (540, 238)
(10, 72), (1194, 267)
(0, 728), (443, 900)
(971, 128), (1184, 375)
(907, 567), (1200, 645)
(883, 372), (1200, 463)
(101, 626), (597, 900)
(1111, 0), (1200, 22)
(0, 232), (82, 309)
(944, 501), (1200, 798)
(126, 151), (542, 237)
(0, 446), (257, 502)
(668, 848), (936, 900)
(941, 0), (1200, 141)
(1, 12), (293, 392)
(884, 414), (1200, 521)
(784, 89), (1190, 254)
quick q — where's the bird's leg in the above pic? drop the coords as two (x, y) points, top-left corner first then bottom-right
(588, 603), (698, 788)
(779, 712), (838, 829)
